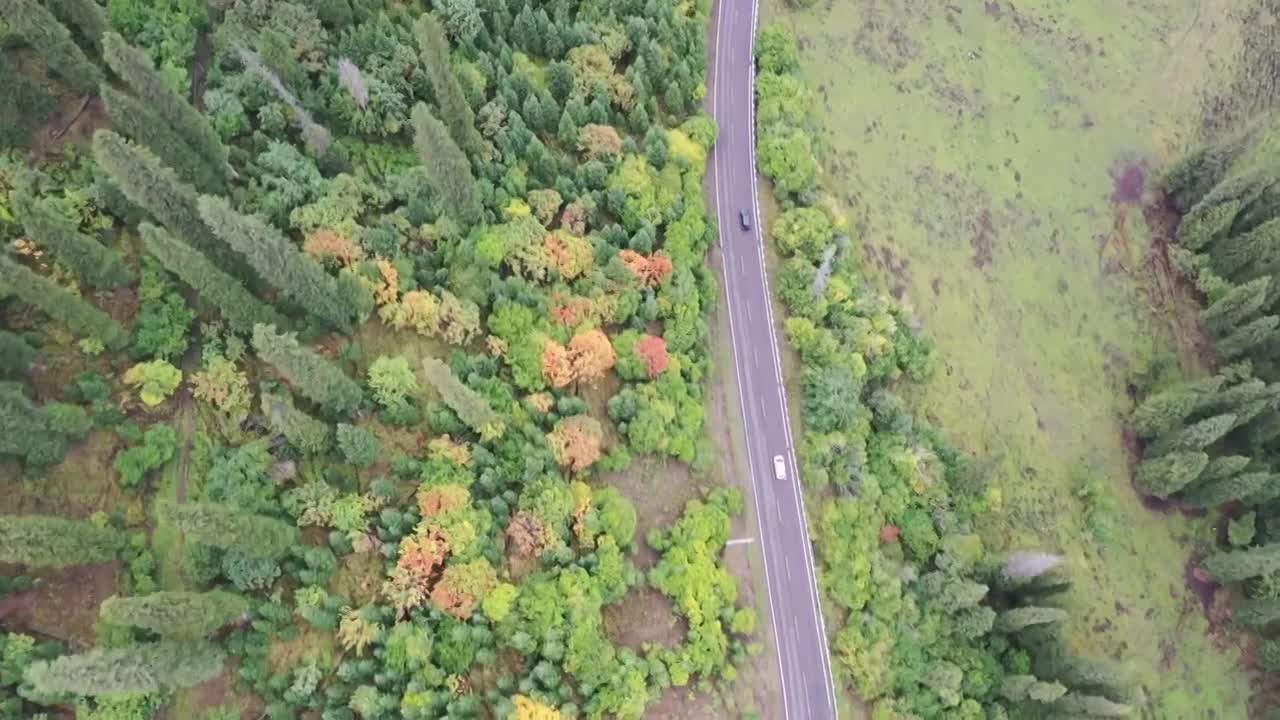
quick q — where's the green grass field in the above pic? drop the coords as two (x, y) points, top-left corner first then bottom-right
(762, 0), (1259, 715)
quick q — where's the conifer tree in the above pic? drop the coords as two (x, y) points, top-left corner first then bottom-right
(1145, 413), (1237, 457)
(99, 590), (249, 638)
(1209, 217), (1280, 278)
(1193, 378), (1269, 419)
(0, 332), (37, 375)
(1132, 376), (1224, 438)
(0, 256), (126, 349)
(100, 86), (224, 194)
(1176, 198), (1241, 251)
(1134, 450), (1209, 498)
(1236, 597), (1280, 627)
(996, 606), (1069, 633)
(159, 500), (298, 559)
(1201, 277), (1270, 336)
(1200, 455), (1252, 484)
(1234, 181), (1280, 235)
(139, 224), (284, 334)
(92, 130), (247, 278)
(414, 14), (483, 154)
(0, 0), (103, 93)
(1182, 471), (1274, 507)
(411, 102), (482, 226)
(1203, 542), (1280, 582)
(1162, 129), (1250, 213)
(46, 0), (109, 52)
(26, 640), (225, 697)
(0, 515), (123, 567)
(13, 192), (130, 289)
(0, 54), (57, 147)
(1051, 693), (1133, 718)
(420, 357), (503, 437)
(199, 196), (354, 331)
(0, 384), (89, 467)
(102, 33), (227, 180)
(260, 387), (332, 454)
(251, 324), (363, 416)
(1217, 315), (1279, 360)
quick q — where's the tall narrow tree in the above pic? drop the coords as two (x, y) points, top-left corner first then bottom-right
(411, 102), (482, 225)
(199, 196), (353, 331)
(102, 32), (227, 180)
(0, 0), (103, 93)
(0, 331), (37, 375)
(45, 0), (109, 52)
(0, 256), (127, 349)
(13, 192), (131, 289)
(414, 13), (483, 154)
(100, 86), (224, 194)
(1203, 542), (1280, 582)
(158, 500), (298, 559)
(1182, 471), (1275, 508)
(0, 515), (123, 567)
(139, 224), (284, 334)
(100, 591), (249, 638)
(0, 384), (89, 467)
(251, 324), (363, 416)
(1201, 276), (1270, 336)
(26, 641), (225, 696)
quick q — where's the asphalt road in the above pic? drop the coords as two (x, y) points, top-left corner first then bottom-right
(706, 2), (840, 718)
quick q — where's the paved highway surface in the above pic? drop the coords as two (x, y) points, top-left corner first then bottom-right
(706, 1), (840, 718)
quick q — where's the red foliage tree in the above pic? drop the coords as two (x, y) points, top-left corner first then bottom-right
(634, 335), (671, 378)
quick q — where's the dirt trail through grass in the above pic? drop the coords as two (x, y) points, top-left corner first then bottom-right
(764, 0), (1259, 715)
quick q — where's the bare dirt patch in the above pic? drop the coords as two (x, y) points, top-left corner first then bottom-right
(5, 561), (119, 648)
(603, 586), (683, 651)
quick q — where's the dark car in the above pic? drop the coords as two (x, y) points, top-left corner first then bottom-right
(739, 209), (752, 230)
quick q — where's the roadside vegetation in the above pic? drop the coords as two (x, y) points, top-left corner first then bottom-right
(0, 1), (769, 718)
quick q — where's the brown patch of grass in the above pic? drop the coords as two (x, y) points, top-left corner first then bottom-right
(603, 586), (683, 651)
(267, 624), (338, 675)
(17, 561), (118, 648)
(601, 457), (709, 569)
(329, 549), (385, 606)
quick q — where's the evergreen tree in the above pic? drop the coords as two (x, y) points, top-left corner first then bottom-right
(0, 384), (89, 467)
(1246, 410), (1280, 451)
(1200, 455), (1253, 484)
(995, 606), (1068, 633)
(1192, 378), (1269, 419)
(139, 224), (284, 334)
(1209, 217), (1280, 278)
(198, 195), (353, 331)
(1203, 542), (1280, 582)
(1176, 198), (1241, 251)
(0, 54), (57, 148)
(1201, 277), (1270, 336)
(100, 86), (224, 194)
(45, 0), (109, 52)
(414, 13), (483, 154)
(420, 356), (502, 437)
(411, 102), (482, 225)
(1051, 693), (1133, 718)
(0, 332), (37, 375)
(1182, 471), (1274, 507)
(1134, 450), (1209, 498)
(1145, 413), (1237, 457)
(158, 501), (298, 559)
(1162, 130), (1249, 213)
(1131, 376), (1224, 438)
(102, 33), (227, 181)
(0, 0), (103, 93)
(1234, 180), (1280, 235)
(99, 591), (249, 638)
(1236, 597), (1280, 627)
(0, 515), (123, 567)
(251, 324), (363, 416)
(0, 256), (126, 349)
(1217, 314), (1280, 360)
(92, 130), (247, 278)
(26, 640), (225, 697)
(13, 191), (131, 289)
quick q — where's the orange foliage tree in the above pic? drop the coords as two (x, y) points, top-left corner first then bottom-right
(618, 249), (673, 287)
(541, 340), (574, 388)
(547, 415), (604, 472)
(634, 335), (671, 377)
(430, 559), (497, 619)
(303, 229), (361, 267)
(568, 329), (615, 386)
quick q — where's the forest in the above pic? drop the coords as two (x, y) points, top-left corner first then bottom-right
(0, 0), (761, 718)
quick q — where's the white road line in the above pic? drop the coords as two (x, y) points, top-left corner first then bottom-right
(726, 537), (756, 546)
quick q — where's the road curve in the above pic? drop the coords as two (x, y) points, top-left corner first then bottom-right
(705, 2), (840, 718)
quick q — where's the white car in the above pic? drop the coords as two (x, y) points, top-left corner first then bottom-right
(772, 455), (787, 481)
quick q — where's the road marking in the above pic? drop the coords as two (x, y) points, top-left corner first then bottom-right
(726, 537), (755, 547)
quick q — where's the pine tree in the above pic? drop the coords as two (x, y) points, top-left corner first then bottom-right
(99, 590), (249, 638)
(1134, 450), (1209, 498)
(1182, 471), (1274, 507)
(0, 256), (127, 349)
(1162, 131), (1249, 213)
(0, 0), (103, 93)
(995, 606), (1068, 633)
(0, 384), (89, 467)
(0, 332), (37, 375)
(1176, 198), (1242, 251)
(1217, 315), (1280, 359)
(1132, 376), (1224, 438)
(0, 54), (57, 148)
(26, 640), (225, 697)
(199, 196), (353, 331)
(1051, 693), (1133, 718)
(139, 224), (284, 334)
(1200, 455), (1253, 484)
(1234, 180), (1280, 235)
(413, 13), (483, 154)
(102, 33), (227, 180)
(13, 192), (130, 289)
(1236, 597), (1280, 627)
(251, 324), (363, 416)
(158, 500), (298, 559)
(1201, 277), (1270, 336)
(100, 86), (224, 194)
(92, 130), (247, 278)
(411, 102), (482, 226)
(1203, 542), (1280, 582)
(261, 387), (332, 454)
(0, 515), (123, 567)
(420, 357), (503, 438)
(45, 0), (109, 52)
(1145, 413), (1237, 457)
(1209, 217), (1280, 278)
(1247, 410), (1280, 451)
(1193, 378), (1269, 419)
